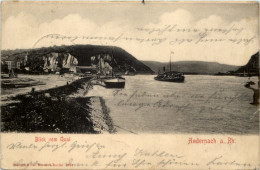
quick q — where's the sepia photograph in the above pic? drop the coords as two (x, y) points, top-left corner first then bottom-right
(1, 1), (259, 169)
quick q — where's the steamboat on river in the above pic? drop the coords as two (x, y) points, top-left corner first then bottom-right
(154, 52), (185, 82)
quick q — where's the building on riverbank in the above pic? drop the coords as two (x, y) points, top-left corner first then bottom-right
(2, 55), (24, 70)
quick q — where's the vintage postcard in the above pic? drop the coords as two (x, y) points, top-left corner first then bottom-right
(1, 1), (259, 169)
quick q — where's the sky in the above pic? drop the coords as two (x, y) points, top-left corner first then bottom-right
(1, 2), (259, 65)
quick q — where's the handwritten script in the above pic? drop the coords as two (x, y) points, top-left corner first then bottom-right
(5, 137), (258, 169)
(112, 89), (252, 113)
(33, 24), (256, 47)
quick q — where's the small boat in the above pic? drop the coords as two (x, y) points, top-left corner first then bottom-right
(104, 77), (125, 88)
(154, 51), (185, 83)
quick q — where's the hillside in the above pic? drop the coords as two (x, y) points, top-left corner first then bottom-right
(235, 52), (259, 75)
(142, 61), (240, 74)
(1, 45), (154, 74)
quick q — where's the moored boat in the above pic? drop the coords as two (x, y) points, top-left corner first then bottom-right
(96, 53), (126, 88)
(104, 77), (125, 88)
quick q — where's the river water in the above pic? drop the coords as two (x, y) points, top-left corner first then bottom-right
(88, 75), (259, 134)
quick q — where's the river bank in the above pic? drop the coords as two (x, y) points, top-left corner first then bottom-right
(1, 77), (116, 134)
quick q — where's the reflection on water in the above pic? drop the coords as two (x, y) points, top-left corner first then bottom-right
(89, 75), (259, 134)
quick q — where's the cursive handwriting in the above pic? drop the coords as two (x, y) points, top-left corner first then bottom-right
(136, 24), (244, 36)
(68, 141), (103, 153)
(33, 22), (256, 48)
(8, 145), (257, 169)
(7, 142), (37, 150)
(134, 148), (183, 158)
(207, 156), (251, 167)
(112, 89), (253, 115)
(116, 99), (192, 112)
(38, 142), (67, 152)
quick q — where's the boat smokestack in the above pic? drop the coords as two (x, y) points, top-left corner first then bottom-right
(170, 51), (174, 72)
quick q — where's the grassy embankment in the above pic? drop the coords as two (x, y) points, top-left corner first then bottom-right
(1, 77), (115, 133)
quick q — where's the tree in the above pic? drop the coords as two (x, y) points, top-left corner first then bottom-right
(27, 55), (44, 72)
(1, 62), (8, 73)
